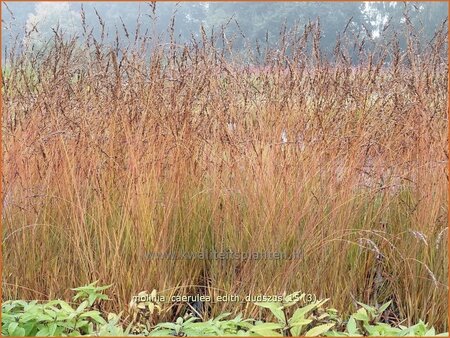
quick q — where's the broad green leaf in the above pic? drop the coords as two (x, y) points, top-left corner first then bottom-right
(363, 324), (380, 335)
(12, 327), (26, 337)
(346, 316), (357, 334)
(237, 329), (249, 336)
(253, 329), (282, 336)
(72, 293), (83, 302)
(48, 323), (57, 336)
(71, 281), (97, 291)
(79, 311), (106, 324)
(305, 323), (335, 336)
(55, 311), (71, 321)
(289, 301), (320, 324)
(215, 312), (233, 321)
(23, 301), (38, 312)
(425, 327), (436, 336)
(352, 308), (369, 322)
(74, 320), (89, 328)
(76, 301), (88, 313)
(97, 293), (110, 301)
(254, 302), (285, 322)
(8, 322), (19, 335)
(58, 301), (75, 313)
(378, 300), (392, 313)
(19, 312), (41, 323)
(356, 302), (376, 315)
(21, 322), (36, 336)
(250, 322), (283, 337)
(149, 329), (174, 336)
(155, 322), (178, 330)
(53, 326), (66, 336)
(36, 327), (49, 336)
(68, 330), (82, 336)
(325, 331), (348, 336)
(96, 283), (113, 291)
(35, 314), (53, 322)
(290, 319), (313, 336)
(237, 321), (255, 330)
(316, 299), (330, 308)
(43, 308), (57, 317)
(88, 293), (97, 306)
(290, 318), (312, 327)
(291, 325), (302, 337)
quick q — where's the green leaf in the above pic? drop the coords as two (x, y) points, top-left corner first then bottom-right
(215, 312), (233, 321)
(35, 314), (54, 322)
(97, 293), (110, 301)
(43, 308), (57, 318)
(48, 323), (57, 336)
(36, 327), (49, 336)
(378, 300), (392, 314)
(289, 300), (322, 324)
(12, 327), (26, 337)
(155, 322), (179, 330)
(250, 322), (283, 337)
(71, 280), (99, 291)
(88, 293), (97, 306)
(291, 325), (302, 337)
(290, 319), (312, 327)
(290, 318), (313, 336)
(325, 331), (348, 336)
(356, 302), (376, 315)
(79, 311), (106, 324)
(363, 324), (380, 336)
(149, 329), (174, 336)
(253, 329), (282, 337)
(346, 316), (357, 334)
(8, 322), (19, 335)
(21, 322), (37, 336)
(352, 308), (369, 322)
(95, 283), (113, 291)
(58, 300), (75, 313)
(305, 323), (335, 337)
(72, 293), (83, 302)
(54, 326), (66, 336)
(75, 320), (90, 328)
(424, 327), (436, 336)
(75, 300), (88, 312)
(236, 321), (255, 330)
(68, 330), (82, 336)
(254, 302), (285, 323)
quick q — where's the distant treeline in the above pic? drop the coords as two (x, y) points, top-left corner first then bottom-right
(2, 1), (448, 61)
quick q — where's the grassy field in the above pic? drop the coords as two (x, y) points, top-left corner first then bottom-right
(2, 16), (448, 334)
